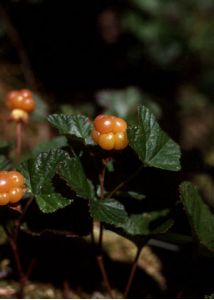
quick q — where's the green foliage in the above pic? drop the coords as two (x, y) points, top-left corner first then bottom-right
(90, 198), (128, 226)
(180, 181), (214, 252)
(48, 114), (92, 144)
(18, 149), (72, 213)
(58, 156), (94, 200)
(120, 210), (173, 236)
(128, 105), (181, 171)
(0, 155), (11, 170)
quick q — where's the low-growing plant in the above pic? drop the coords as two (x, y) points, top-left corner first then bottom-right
(0, 90), (214, 298)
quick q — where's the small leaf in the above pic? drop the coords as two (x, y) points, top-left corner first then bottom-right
(120, 209), (173, 235)
(90, 198), (128, 226)
(36, 193), (72, 213)
(58, 157), (94, 200)
(180, 181), (214, 251)
(48, 114), (92, 144)
(18, 149), (69, 194)
(116, 191), (146, 201)
(127, 105), (181, 171)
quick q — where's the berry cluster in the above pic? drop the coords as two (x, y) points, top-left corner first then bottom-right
(6, 89), (36, 123)
(0, 171), (26, 205)
(92, 114), (128, 150)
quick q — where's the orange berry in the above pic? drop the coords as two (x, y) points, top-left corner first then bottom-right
(0, 193), (10, 205)
(98, 133), (115, 150)
(8, 171), (25, 188)
(91, 129), (100, 144)
(94, 115), (115, 134)
(0, 171), (11, 193)
(9, 187), (24, 203)
(21, 98), (36, 112)
(20, 89), (32, 99)
(114, 132), (128, 150)
(112, 117), (127, 133)
(5, 89), (36, 112)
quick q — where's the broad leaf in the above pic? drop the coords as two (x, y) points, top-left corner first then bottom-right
(18, 149), (72, 213)
(48, 114), (92, 144)
(127, 105), (181, 171)
(19, 149), (69, 194)
(58, 157), (94, 200)
(180, 181), (214, 251)
(36, 193), (71, 213)
(120, 209), (173, 235)
(90, 198), (128, 226)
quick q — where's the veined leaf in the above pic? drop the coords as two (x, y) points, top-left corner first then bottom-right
(120, 209), (173, 235)
(180, 181), (214, 252)
(127, 105), (181, 171)
(18, 149), (72, 213)
(90, 198), (128, 226)
(48, 114), (92, 144)
(58, 157), (94, 200)
(36, 193), (72, 213)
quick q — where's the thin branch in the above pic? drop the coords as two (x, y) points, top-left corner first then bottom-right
(124, 247), (142, 298)
(97, 255), (115, 299)
(107, 165), (144, 199)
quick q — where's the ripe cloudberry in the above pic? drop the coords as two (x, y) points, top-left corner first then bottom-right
(92, 114), (128, 150)
(6, 89), (36, 113)
(0, 171), (26, 206)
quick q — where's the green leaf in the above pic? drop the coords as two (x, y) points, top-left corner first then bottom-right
(116, 190), (146, 201)
(18, 149), (72, 213)
(90, 198), (128, 226)
(127, 105), (181, 171)
(48, 114), (92, 144)
(180, 181), (214, 251)
(120, 209), (173, 235)
(19, 149), (69, 194)
(58, 157), (94, 200)
(36, 193), (71, 213)
(0, 155), (11, 170)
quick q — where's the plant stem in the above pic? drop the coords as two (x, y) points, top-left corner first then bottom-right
(107, 165), (143, 199)
(124, 247), (142, 298)
(97, 255), (115, 299)
(95, 158), (114, 298)
(16, 121), (22, 164)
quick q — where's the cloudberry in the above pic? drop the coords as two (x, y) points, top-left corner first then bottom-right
(92, 114), (128, 150)
(0, 171), (26, 206)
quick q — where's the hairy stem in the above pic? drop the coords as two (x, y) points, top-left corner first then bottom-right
(124, 247), (142, 298)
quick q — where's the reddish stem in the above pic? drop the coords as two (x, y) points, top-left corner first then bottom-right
(124, 247), (142, 298)
(16, 121), (22, 164)
(97, 255), (115, 299)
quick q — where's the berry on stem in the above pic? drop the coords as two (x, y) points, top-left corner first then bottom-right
(92, 114), (128, 150)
